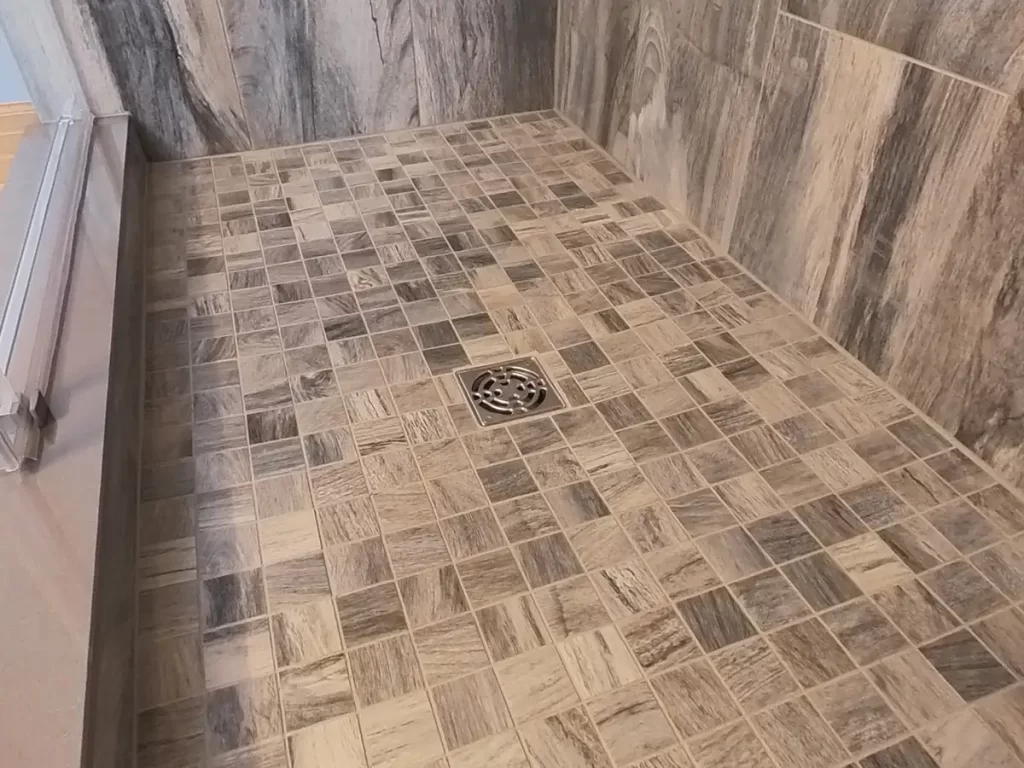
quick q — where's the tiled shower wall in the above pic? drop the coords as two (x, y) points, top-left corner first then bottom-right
(47, 0), (556, 160)
(556, 0), (1024, 490)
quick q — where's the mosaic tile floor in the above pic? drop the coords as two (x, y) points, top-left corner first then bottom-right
(137, 111), (1024, 768)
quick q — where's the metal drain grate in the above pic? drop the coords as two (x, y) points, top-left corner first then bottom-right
(457, 357), (565, 426)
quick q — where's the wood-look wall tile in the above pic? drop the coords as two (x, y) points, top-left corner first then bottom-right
(82, 0), (251, 159)
(624, 0), (781, 246)
(730, 15), (1019, 488)
(555, 0), (641, 156)
(412, 0), (556, 125)
(899, 90), (1024, 488)
(221, 0), (419, 149)
(786, 0), (1024, 90)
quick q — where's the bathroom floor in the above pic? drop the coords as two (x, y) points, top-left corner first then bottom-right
(138, 111), (1024, 768)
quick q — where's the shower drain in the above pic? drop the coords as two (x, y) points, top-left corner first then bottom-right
(457, 357), (565, 426)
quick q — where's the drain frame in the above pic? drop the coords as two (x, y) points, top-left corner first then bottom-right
(456, 356), (565, 427)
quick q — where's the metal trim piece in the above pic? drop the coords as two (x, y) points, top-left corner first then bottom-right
(0, 115), (93, 471)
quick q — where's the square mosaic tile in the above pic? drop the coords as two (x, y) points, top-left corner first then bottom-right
(137, 110), (1024, 768)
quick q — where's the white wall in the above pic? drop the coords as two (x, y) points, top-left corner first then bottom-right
(0, 26), (28, 103)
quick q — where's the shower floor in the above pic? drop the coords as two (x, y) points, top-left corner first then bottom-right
(138, 111), (1024, 768)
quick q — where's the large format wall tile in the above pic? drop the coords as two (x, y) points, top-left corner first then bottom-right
(555, 0), (640, 160)
(221, 0), (419, 149)
(786, 0), (1024, 89)
(899, 91), (1024, 484)
(623, 0), (780, 247)
(219, 0), (314, 148)
(412, 0), (556, 125)
(730, 14), (1016, 481)
(71, 0), (542, 158)
(83, 0), (251, 159)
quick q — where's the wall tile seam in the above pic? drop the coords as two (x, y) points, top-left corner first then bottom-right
(777, 11), (1017, 98)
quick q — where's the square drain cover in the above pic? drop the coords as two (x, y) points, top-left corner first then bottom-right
(457, 357), (565, 426)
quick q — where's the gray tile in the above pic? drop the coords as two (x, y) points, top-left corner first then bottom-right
(677, 587), (757, 652)
(920, 629), (1015, 702)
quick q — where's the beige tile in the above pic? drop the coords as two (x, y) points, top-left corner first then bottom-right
(804, 443), (876, 491)
(977, 687), (1024, 765)
(865, 649), (962, 727)
(695, 527), (771, 582)
(515, 532), (585, 588)
(309, 461), (368, 505)
(759, 458), (830, 506)
(591, 559), (666, 620)
(258, 508), (321, 564)
(769, 617), (855, 689)
(137, 633), (203, 711)
(715, 473), (787, 523)
(458, 549), (529, 606)
(592, 467), (661, 513)
(518, 706), (613, 768)
(205, 675), (283, 756)
(808, 672), (906, 754)
(830, 533), (914, 592)
(574, 435), (634, 475)
(492, 494), (560, 544)
(373, 483), (436, 533)
(559, 626), (641, 699)
(526, 446), (589, 489)
(415, 437), (472, 478)
(289, 714), (366, 768)
(589, 681), (678, 764)
(360, 691), (444, 768)
(431, 669), (513, 750)
(263, 552), (333, 610)
(203, 619), (277, 690)
(440, 507), (505, 560)
(397, 564), (470, 629)
(413, 614), (490, 686)
(428, 471), (489, 517)
(820, 598), (907, 665)
(689, 721), (775, 768)
(362, 448), (421, 493)
(211, 734), (286, 766)
(348, 634), (425, 707)
(651, 660), (741, 739)
(873, 579), (958, 644)
(711, 636), (799, 713)
(447, 731), (529, 768)
(386, 523), (452, 578)
(325, 539), (393, 596)
(317, 497), (379, 546)
(646, 541), (722, 601)
(921, 709), (1024, 768)
(753, 697), (847, 768)
(254, 471), (312, 518)
(495, 645), (580, 723)
(534, 575), (611, 641)
(477, 594), (551, 662)
(279, 653), (356, 730)
(271, 598), (343, 668)
(197, 522), (261, 578)
(337, 582), (408, 647)
(569, 518), (636, 571)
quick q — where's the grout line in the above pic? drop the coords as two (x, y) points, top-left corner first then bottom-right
(563, 99), (1024, 507)
(203, 154), (290, 765)
(137, 112), (1024, 768)
(778, 11), (1012, 98)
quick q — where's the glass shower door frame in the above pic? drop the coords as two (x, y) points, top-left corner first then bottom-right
(0, 1), (94, 471)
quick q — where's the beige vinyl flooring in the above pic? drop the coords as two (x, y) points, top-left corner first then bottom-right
(0, 101), (36, 191)
(137, 111), (1024, 768)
